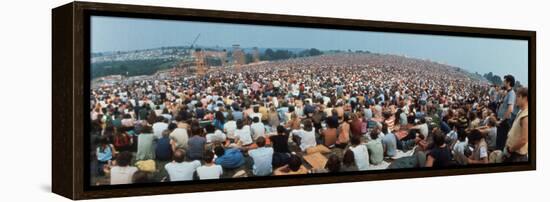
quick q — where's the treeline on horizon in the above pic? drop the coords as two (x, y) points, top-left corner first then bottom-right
(91, 59), (178, 79)
(91, 48), (326, 79)
(480, 71), (523, 87)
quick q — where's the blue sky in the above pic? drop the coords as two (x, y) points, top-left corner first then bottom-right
(91, 16), (528, 84)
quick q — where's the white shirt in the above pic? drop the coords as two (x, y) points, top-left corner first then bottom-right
(196, 164), (223, 180)
(110, 166), (138, 185)
(170, 128), (189, 149)
(152, 122), (168, 139)
(222, 120), (236, 139)
(206, 130), (227, 143)
(292, 128), (317, 151)
(350, 144), (370, 171)
(165, 160), (201, 181)
(250, 122), (266, 139)
(235, 125), (253, 145)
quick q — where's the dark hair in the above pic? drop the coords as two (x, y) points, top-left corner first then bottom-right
(325, 155), (341, 173)
(168, 123), (177, 131)
(381, 122), (389, 134)
(370, 128), (380, 140)
(236, 119), (244, 130)
(468, 129), (483, 143)
(303, 119), (313, 132)
(205, 124), (216, 133)
(116, 151), (132, 167)
(343, 149), (355, 166)
(132, 171), (150, 183)
(487, 117), (497, 127)
(433, 130), (446, 147)
(504, 75), (515, 87)
(256, 136), (266, 147)
(215, 111), (225, 122)
(517, 87), (528, 102)
(457, 128), (467, 142)
(253, 116), (260, 123)
(350, 135), (361, 146)
(203, 150), (215, 163)
(277, 125), (286, 134)
(288, 155), (302, 171)
(191, 125), (203, 137)
(173, 149), (186, 163)
(214, 146), (225, 157)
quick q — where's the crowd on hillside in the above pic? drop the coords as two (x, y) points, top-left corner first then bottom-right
(89, 53), (529, 185)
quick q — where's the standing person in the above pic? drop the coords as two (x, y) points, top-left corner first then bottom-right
(196, 150), (223, 180)
(503, 87), (529, 162)
(165, 149), (201, 181)
(496, 75), (516, 150)
(348, 135), (369, 171)
(110, 151), (138, 185)
(248, 137), (274, 176)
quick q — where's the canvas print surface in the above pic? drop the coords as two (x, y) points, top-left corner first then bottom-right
(88, 16), (530, 186)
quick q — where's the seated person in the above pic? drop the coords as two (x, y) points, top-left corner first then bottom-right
(381, 123), (397, 157)
(205, 124), (227, 144)
(250, 116), (266, 140)
(197, 150), (223, 180)
(291, 119), (317, 152)
(270, 126), (291, 168)
(348, 135), (370, 171)
(425, 129), (452, 168)
(365, 128), (384, 165)
(274, 155), (308, 175)
(214, 145), (245, 169)
(110, 151), (138, 185)
(321, 119), (338, 147)
(248, 137), (274, 176)
(467, 129), (489, 164)
(476, 116), (497, 151)
(187, 125), (206, 161)
(164, 149), (201, 181)
(234, 119), (253, 146)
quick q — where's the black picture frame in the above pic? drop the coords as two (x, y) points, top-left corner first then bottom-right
(52, 1), (536, 200)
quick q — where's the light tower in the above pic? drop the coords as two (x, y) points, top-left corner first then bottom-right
(232, 44), (245, 71)
(252, 47), (260, 63)
(194, 48), (207, 76)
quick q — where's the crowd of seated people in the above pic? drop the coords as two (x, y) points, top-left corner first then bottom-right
(89, 53), (529, 185)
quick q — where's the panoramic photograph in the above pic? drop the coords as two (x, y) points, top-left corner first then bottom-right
(89, 16), (529, 186)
